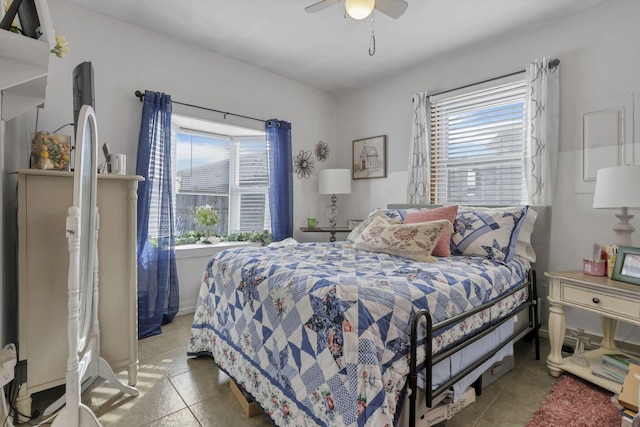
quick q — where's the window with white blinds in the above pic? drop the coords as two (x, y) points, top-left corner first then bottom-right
(231, 137), (270, 233)
(173, 128), (270, 236)
(429, 75), (528, 206)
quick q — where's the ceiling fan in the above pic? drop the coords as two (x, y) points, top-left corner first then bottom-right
(305, 0), (408, 20)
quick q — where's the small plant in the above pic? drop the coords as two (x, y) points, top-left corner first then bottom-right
(194, 205), (219, 243)
(223, 230), (272, 246)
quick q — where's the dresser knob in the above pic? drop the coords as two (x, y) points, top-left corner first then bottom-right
(592, 297), (600, 304)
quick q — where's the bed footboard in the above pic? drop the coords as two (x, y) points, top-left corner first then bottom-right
(407, 269), (539, 427)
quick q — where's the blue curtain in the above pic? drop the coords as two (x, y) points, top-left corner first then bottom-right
(266, 119), (293, 242)
(136, 91), (179, 339)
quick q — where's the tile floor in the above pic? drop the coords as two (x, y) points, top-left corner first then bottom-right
(24, 315), (556, 426)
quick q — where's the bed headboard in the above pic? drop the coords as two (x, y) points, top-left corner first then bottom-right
(386, 204), (551, 279)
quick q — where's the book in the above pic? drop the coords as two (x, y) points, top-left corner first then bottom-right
(619, 363), (640, 412)
(601, 363), (628, 382)
(591, 362), (624, 385)
(603, 353), (640, 371)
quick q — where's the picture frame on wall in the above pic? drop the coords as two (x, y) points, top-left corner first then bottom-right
(612, 246), (640, 285)
(352, 135), (387, 180)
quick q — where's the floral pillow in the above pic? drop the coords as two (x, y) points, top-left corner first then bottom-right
(347, 208), (402, 242)
(404, 205), (458, 257)
(451, 206), (528, 262)
(353, 217), (454, 262)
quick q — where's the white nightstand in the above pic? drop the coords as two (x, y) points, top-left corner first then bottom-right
(546, 271), (640, 392)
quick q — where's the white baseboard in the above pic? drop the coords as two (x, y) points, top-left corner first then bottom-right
(177, 307), (196, 317)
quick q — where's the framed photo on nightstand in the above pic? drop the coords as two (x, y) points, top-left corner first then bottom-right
(612, 246), (640, 285)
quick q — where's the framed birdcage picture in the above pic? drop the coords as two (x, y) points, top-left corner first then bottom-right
(352, 135), (387, 180)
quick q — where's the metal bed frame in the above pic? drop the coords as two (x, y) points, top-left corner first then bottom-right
(407, 269), (540, 427)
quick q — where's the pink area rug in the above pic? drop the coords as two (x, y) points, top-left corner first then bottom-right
(526, 374), (622, 427)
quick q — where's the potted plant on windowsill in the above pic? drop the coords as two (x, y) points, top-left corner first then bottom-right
(194, 205), (219, 244)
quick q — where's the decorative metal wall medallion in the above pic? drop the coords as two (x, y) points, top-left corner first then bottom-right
(294, 150), (315, 179)
(315, 141), (330, 161)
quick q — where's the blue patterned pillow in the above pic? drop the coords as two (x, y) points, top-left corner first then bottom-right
(450, 206), (528, 262)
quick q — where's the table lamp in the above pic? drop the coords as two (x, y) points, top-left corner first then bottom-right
(319, 169), (351, 228)
(593, 165), (640, 246)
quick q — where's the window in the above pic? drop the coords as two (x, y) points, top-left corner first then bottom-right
(429, 75), (527, 205)
(172, 117), (270, 237)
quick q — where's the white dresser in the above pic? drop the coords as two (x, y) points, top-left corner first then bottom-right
(15, 170), (141, 415)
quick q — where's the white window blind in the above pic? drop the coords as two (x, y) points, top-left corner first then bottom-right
(231, 137), (270, 233)
(176, 130), (230, 195)
(174, 130), (231, 235)
(430, 77), (528, 206)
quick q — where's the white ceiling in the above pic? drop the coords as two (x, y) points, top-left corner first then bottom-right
(68, 0), (609, 94)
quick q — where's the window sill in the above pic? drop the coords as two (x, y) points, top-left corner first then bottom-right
(174, 241), (260, 260)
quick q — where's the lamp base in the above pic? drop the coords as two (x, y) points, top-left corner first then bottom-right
(614, 207), (635, 246)
(327, 194), (338, 228)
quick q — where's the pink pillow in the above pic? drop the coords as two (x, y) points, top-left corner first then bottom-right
(404, 205), (458, 257)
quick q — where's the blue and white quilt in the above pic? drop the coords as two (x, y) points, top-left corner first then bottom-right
(188, 241), (529, 427)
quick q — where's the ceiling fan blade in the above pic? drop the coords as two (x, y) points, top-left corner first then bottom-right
(375, 0), (408, 19)
(305, 0), (341, 13)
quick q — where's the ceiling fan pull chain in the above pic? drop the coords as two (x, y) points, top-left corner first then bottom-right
(369, 14), (376, 56)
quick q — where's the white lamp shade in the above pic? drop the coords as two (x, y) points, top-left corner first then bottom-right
(345, 0), (375, 20)
(593, 165), (640, 209)
(319, 169), (352, 195)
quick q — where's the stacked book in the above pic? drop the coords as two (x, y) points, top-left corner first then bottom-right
(619, 363), (640, 427)
(591, 353), (640, 385)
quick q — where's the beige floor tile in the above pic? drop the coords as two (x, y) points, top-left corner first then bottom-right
(139, 345), (204, 379)
(174, 313), (196, 329)
(168, 362), (230, 406)
(188, 392), (271, 427)
(142, 407), (201, 427)
(139, 328), (190, 358)
(96, 375), (186, 426)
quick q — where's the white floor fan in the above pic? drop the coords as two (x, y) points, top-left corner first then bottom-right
(50, 105), (139, 426)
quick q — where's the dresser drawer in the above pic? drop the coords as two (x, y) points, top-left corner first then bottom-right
(561, 283), (640, 320)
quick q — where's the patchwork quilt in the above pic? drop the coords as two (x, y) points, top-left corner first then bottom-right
(188, 241), (529, 427)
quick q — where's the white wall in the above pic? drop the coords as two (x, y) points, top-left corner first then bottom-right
(335, 0), (640, 342)
(38, 0), (338, 241)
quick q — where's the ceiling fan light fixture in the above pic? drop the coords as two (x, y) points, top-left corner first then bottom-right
(345, 0), (375, 20)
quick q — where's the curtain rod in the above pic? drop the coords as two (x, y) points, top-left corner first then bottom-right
(134, 90), (266, 124)
(422, 58), (560, 99)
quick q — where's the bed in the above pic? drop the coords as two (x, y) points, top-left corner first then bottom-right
(188, 204), (548, 427)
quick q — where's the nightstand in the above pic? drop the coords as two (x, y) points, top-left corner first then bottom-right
(299, 226), (351, 242)
(545, 271), (640, 392)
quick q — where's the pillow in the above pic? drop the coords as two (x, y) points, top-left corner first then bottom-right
(381, 208), (407, 222)
(451, 206), (528, 262)
(353, 217), (454, 262)
(404, 205), (458, 257)
(347, 208), (402, 242)
(366, 207), (407, 222)
(516, 208), (538, 262)
(458, 205), (537, 262)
